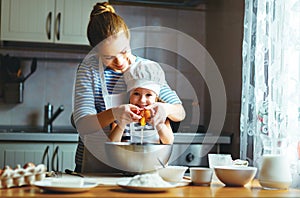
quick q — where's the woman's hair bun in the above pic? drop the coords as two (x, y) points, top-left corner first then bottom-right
(91, 2), (115, 17)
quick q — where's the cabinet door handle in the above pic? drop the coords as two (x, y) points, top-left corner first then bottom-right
(56, 146), (60, 172)
(51, 146), (60, 172)
(46, 12), (52, 40)
(41, 146), (50, 171)
(55, 12), (61, 41)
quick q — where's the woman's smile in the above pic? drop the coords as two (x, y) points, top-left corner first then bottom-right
(99, 32), (132, 72)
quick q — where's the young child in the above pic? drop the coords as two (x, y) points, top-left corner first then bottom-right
(109, 60), (174, 144)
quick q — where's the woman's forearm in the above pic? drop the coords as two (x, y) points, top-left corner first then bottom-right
(165, 103), (186, 122)
(96, 108), (115, 128)
(75, 109), (115, 135)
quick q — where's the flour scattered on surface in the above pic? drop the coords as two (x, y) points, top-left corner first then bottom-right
(127, 173), (173, 187)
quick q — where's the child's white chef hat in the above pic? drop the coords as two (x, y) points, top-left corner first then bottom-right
(124, 60), (166, 95)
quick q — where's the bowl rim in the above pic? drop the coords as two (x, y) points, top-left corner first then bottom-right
(105, 142), (172, 146)
(214, 165), (257, 171)
(189, 167), (213, 171)
(159, 165), (189, 170)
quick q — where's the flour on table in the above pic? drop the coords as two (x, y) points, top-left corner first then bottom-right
(127, 173), (172, 187)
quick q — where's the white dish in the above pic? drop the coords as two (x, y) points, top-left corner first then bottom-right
(34, 180), (98, 193)
(117, 177), (190, 192)
(214, 166), (257, 186)
(158, 166), (189, 182)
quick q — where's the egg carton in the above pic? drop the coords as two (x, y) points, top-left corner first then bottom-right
(0, 163), (47, 189)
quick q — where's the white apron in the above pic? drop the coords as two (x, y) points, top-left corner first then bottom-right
(82, 59), (128, 173)
(98, 58), (127, 109)
(82, 58), (160, 173)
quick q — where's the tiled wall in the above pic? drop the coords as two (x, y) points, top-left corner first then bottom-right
(0, 49), (83, 128)
(116, 5), (207, 126)
(0, 0), (244, 149)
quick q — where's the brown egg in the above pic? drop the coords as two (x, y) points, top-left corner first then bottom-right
(1, 166), (13, 178)
(139, 109), (152, 126)
(3, 165), (12, 171)
(14, 164), (22, 170)
(144, 109), (151, 119)
(23, 162), (36, 169)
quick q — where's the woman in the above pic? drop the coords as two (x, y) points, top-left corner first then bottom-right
(73, 2), (185, 172)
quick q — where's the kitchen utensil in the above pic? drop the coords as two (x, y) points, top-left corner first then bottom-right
(190, 167), (213, 186)
(22, 58), (37, 82)
(258, 155), (292, 189)
(3, 56), (37, 82)
(4, 56), (21, 81)
(65, 169), (84, 178)
(3, 57), (37, 103)
(214, 166), (257, 187)
(157, 166), (188, 182)
(157, 157), (166, 168)
(105, 142), (172, 173)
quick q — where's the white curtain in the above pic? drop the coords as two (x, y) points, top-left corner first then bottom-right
(240, 0), (300, 177)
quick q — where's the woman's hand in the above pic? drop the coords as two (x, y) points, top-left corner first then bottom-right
(111, 104), (141, 129)
(146, 102), (168, 127)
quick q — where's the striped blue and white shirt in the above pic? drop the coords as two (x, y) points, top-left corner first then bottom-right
(73, 54), (181, 168)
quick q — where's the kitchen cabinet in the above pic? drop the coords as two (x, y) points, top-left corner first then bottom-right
(0, 142), (77, 172)
(50, 143), (77, 172)
(0, 0), (101, 45)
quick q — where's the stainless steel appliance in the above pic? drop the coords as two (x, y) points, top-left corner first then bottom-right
(169, 133), (231, 167)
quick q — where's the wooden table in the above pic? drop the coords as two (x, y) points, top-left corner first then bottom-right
(1, 179), (300, 197)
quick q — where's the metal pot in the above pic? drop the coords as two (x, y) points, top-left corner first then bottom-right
(105, 142), (173, 173)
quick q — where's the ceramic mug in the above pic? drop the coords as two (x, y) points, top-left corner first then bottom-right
(190, 167), (213, 185)
(258, 155), (292, 189)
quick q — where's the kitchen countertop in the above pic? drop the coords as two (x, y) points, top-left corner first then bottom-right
(0, 132), (79, 142)
(0, 177), (299, 197)
(0, 126), (79, 142)
(0, 132), (231, 144)
(173, 133), (231, 144)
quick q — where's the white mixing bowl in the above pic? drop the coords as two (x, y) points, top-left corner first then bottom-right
(214, 166), (257, 186)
